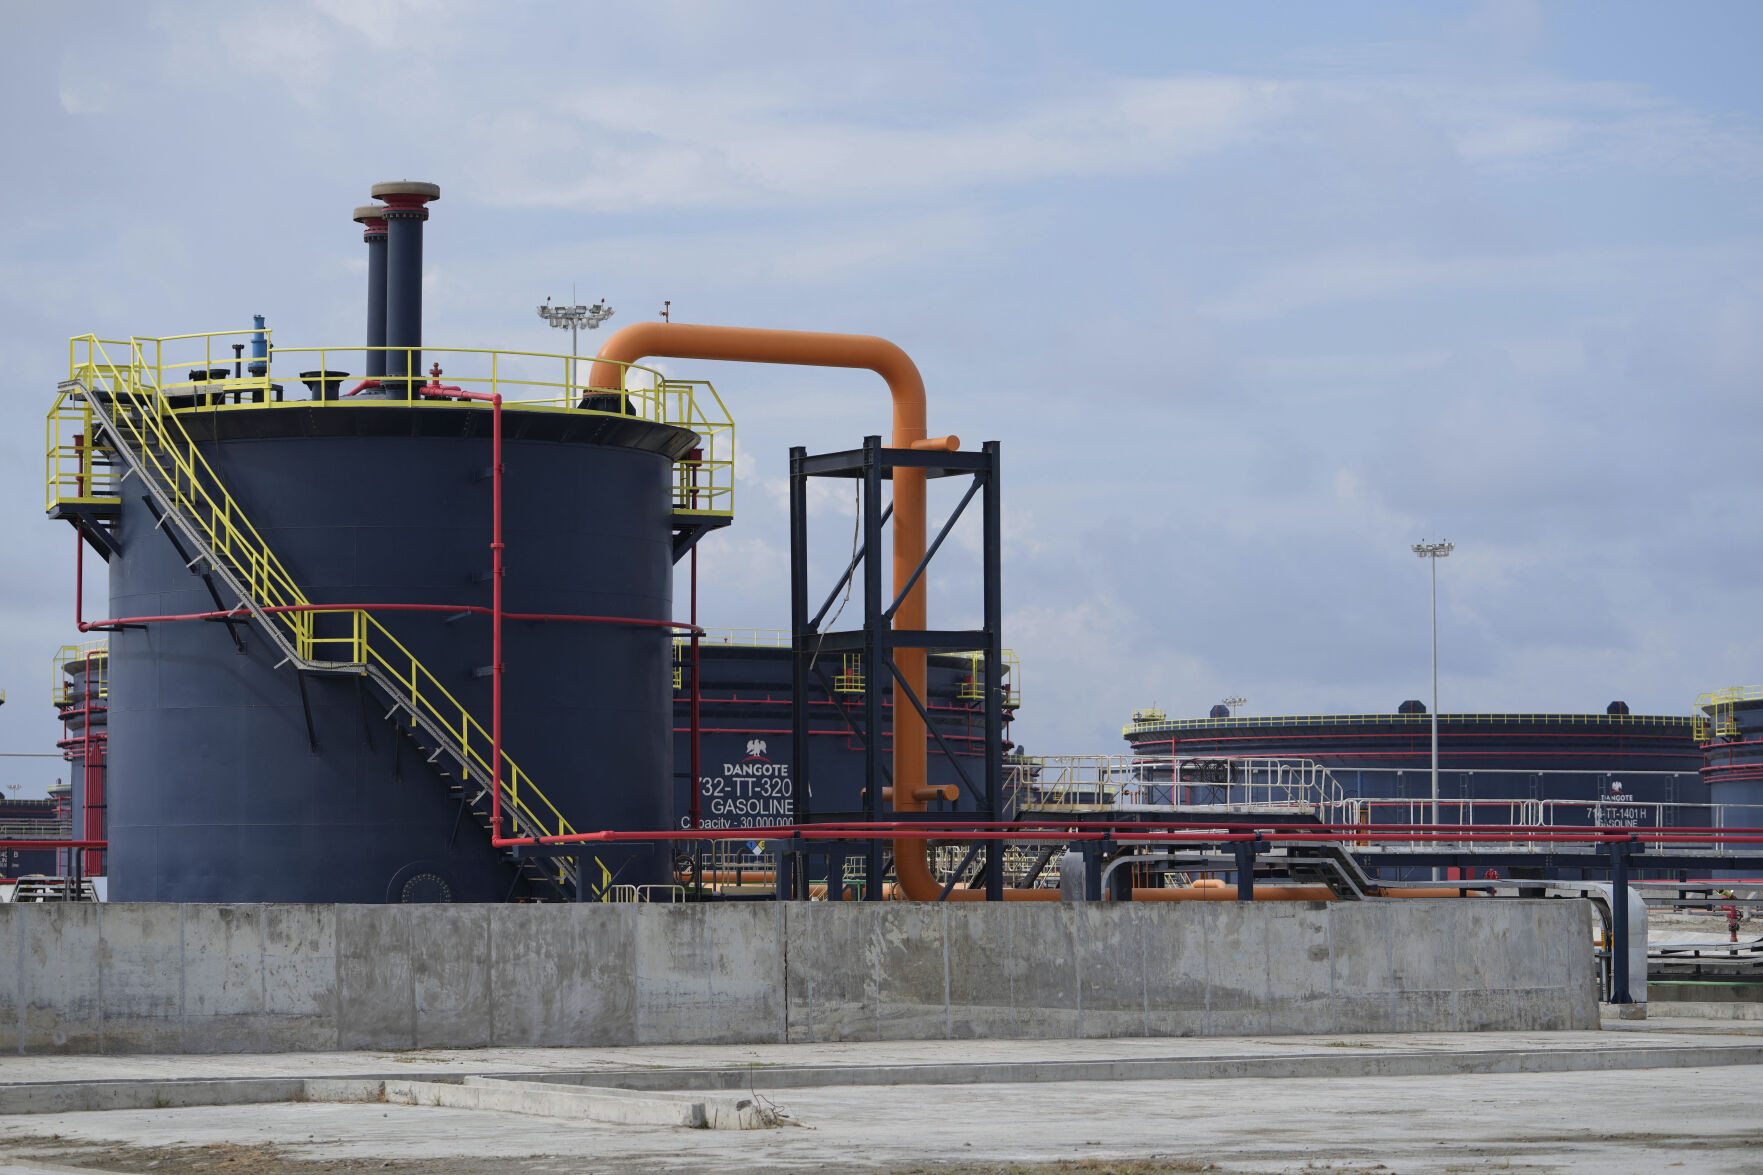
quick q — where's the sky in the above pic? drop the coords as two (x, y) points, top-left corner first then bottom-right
(0, 0), (1759, 796)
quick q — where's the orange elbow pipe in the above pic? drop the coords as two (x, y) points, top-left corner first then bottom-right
(590, 322), (945, 900)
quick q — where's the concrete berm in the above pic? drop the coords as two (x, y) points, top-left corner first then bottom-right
(2, 899), (1597, 1054)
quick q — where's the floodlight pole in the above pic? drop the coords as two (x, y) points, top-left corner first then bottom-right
(1412, 541), (1453, 875)
(537, 290), (615, 389)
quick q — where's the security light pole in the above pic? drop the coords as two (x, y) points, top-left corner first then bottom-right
(537, 289), (615, 388)
(1412, 541), (1453, 870)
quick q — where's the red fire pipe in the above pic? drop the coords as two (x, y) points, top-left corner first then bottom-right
(79, 602), (701, 632)
(485, 825), (1763, 847)
(0, 841), (107, 850)
(82, 648), (103, 876)
(689, 447), (703, 840)
(478, 819), (1763, 848)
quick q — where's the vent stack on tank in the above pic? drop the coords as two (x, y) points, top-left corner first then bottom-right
(370, 180), (440, 391)
(353, 203), (389, 382)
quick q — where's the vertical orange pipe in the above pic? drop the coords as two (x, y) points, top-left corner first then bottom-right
(588, 323), (943, 899)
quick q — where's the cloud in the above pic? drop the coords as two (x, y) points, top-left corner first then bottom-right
(3, 1), (1761, 785)
(455, 76), (1298, 211)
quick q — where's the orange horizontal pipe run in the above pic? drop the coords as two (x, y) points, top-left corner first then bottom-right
(944, 887), (1063, 902)
(676, 870), (779, 884)
(1132, 885), (1470, 901)
(881, 785), (959, 803)
(1133, 885), (1339, 902)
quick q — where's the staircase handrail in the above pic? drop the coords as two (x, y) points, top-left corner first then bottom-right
(57, 339), (580, 876)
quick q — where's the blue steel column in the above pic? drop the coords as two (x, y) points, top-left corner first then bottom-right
(352, 205), (388, 380)
(1234, 839), (1256, 900)
(788, 445), (809, 902)
(1609, 838), (1631, 1003)
(982, 441), (1003, 901)
(371, 181), (439, 390)
(862, 436), (886, 901)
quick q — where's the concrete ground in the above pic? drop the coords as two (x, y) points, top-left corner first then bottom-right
(3, 1019), (1761, 1174)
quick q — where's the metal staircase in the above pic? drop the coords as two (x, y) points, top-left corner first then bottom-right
(48, 341), (595, 900)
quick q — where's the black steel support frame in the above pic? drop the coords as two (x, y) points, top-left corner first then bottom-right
(788, 436), (1005, 901)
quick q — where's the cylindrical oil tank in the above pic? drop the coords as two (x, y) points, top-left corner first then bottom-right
(105, 403), (696, 902)
(1704, 696), (1763, 817)
(671, 641), (1018, 831)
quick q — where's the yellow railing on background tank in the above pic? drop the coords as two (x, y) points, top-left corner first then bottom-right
(47, 335), (590, 884)
(1123, 709), (1695, 737)
(51, 641), (108, 708)
(672, 628), (793, 688)
(669, 637), (1024, 709)
(835, 653), (865, 693)
(693, 627), (793, 649)
(1695, 685), (1763, 743)
(54, 331), (735, 522)
(953, 650), (1022, 708)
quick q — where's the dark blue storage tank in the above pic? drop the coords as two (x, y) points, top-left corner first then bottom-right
(104, 404), (696, 902)
(670, 641), (1019, 830)
(1702, 694), (1763, 817)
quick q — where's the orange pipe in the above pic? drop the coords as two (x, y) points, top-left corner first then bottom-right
(1133, 885), (1339, 902)
(1132, 885), (1470, 902)
(591, 322), (948, 900)
(676, 870), (779, 884)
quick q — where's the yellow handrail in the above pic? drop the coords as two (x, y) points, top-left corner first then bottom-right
(50, 335), (587, 879)
(1695, 685), (1763, 743)
(82, 330), (736, 520)
(953, 650), (1022, 707)
(51, 640), (108, 707)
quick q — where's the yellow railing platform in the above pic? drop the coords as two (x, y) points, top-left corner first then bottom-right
(1695, 685), (1763, 743)
(52, 641), (108, 708)
(51, 332), (734, 521)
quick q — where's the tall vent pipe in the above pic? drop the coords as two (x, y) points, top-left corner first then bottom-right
(352, 204), (388, 379)
(370, 180), (440, 389)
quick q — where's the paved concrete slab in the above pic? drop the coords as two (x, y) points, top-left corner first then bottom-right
(405, 1076), (774, 1129)
(1, 1064), (1758, 1174)
(2, 1019), (1757, 1088)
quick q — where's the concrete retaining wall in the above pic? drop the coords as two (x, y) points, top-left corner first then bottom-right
(2, 899), (1598, 1054)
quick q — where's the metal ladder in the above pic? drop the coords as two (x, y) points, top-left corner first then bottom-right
(59, 367), (588, 900)
(1281, 843), (1376, 899)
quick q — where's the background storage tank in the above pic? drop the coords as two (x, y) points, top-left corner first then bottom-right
(1122, 701), (1706, 821)
(1699, 687), (1763, 813)
(671, 637), (1020, 830)
(53, 643), (107, 878)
